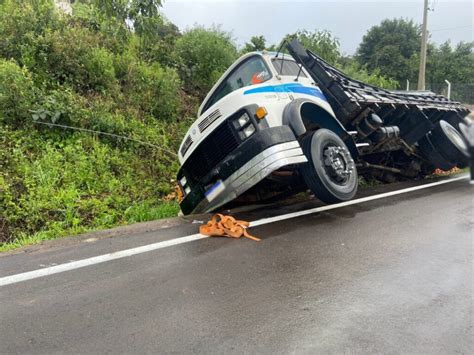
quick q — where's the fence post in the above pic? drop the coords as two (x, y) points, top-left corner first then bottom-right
(444, 79), (451, 100)
(406, 80), (410, 91)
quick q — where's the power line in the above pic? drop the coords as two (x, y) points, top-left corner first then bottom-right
(33, 120), (178, 158)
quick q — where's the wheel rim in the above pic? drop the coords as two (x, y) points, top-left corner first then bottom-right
(444, 124), (468, 153)
(322, 144), (355, 185)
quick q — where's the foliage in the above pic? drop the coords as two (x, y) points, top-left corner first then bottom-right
(0, 59), (37, 125)
(356, 18), (421, 86)
(426, 41), (474, 102)
(241, 35), (267, 54)
(0, 0), (60, 67)
(355, 17), (473, 95)
(0, 0), (187, 249)
(124, 201), (179, 223)
(175, 26), (238, 97)
(339, 61), (399, 89)
(122, 62), (181, 120)
(282, 30), (341, 65)
(137, 18), (181, 66)
(0, 115), (187, 248)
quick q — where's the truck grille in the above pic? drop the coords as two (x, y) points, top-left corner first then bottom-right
(180, 135), (193, 157)
(198, 108), (222, 133)
(183, 121), (239, 181)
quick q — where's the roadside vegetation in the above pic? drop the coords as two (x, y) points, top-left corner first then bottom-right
(1, 0), (473, 250)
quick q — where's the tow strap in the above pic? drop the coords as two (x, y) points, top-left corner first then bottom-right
(199, 214), (260, 242)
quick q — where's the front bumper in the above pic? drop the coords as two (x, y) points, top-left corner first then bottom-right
(178, 126), (307, 215)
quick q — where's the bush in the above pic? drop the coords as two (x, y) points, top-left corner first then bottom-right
(340, 61), (399, 89)
(31, 85), (81, 124)
(0, 59), (36, 124)
(175, 26), (237, 97)
(0, 0), (60, 68)
(123, 62), (181, 120)
(84, 47), (118, 93)
(44, 26), (121, 93)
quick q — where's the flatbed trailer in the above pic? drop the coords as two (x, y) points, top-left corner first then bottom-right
(286, 40), (470, 176)
(287, 40), (469, 143)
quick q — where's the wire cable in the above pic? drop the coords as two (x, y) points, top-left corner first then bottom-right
(33, 120), (178, 158)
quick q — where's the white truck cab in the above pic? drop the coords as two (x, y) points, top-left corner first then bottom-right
(177, 50), (354, 215)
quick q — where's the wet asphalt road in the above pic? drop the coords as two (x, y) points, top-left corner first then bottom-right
(0, 178), (472, 354)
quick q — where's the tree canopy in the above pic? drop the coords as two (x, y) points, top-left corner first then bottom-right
(175, 26), (238, 97)
(241, 35), (267, 54)
(356, 18), (421, 84)
(282, 29), (341, 65)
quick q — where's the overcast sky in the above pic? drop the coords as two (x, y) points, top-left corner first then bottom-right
(161, 0), (473, 55)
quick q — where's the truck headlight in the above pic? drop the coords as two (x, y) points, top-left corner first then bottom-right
(241, 124), (255, 138)
(178, 175), (190, 197)
(231, 111), (256, 140)
(233, 112), (251, 129)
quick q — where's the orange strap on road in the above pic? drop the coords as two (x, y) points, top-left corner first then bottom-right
(199, 214), (260, 242)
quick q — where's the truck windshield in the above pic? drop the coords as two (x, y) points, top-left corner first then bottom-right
(272, 58), (307, 77)
(202, 55), (271, 113)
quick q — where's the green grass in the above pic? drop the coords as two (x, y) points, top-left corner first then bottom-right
(0, 201), (180, 252)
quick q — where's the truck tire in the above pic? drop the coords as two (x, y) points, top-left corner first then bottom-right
(429, 120), (468, 166)
(417, 134), (455, 171)
(301, 129), (358, 203)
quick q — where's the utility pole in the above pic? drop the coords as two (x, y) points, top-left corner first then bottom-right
(417, 0), (429, 90)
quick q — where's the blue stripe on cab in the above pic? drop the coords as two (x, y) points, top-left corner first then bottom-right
(243, 83), (327, 102)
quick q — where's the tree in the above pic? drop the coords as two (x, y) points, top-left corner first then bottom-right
(427, 41), (474, 84)
(426, 40), (474, 102)
(82, 0), (163, 35)
(76, 0), (178, 65)
(281, 29), (340, 65)
(241, 35), (266, 54)
(356, 18), (421, 86)
(175, 26), (237, 97)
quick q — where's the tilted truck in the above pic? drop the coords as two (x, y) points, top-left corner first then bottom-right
(176, 40), (470, 215)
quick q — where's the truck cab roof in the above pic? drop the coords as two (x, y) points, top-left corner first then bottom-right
(198, 51), (311, 117)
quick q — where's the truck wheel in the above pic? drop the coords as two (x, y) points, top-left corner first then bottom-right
(417, 134), (455, 171)
(429, 120), (468, 166)
(301, 129), (358, 203)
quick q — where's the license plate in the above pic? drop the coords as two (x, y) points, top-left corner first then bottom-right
(205, 180), (225, 202)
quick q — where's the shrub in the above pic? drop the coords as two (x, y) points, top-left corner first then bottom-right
(84, 47), (118, 93)
(31, 85), (81, 124)
(45, 27), (95, 89)
(0, 0), (60, 68)
(175, 26), (237, 97)
(340, 62), (399, 89)
(44, 26), (121, 93)
(0, 59), (36, 125)
(123, 62), (181, 120)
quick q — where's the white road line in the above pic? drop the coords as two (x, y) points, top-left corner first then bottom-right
(0, 175), (468, 287)
(250, 175), (469, 227)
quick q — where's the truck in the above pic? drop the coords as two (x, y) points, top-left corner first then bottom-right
(176, 40), (471, 215)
